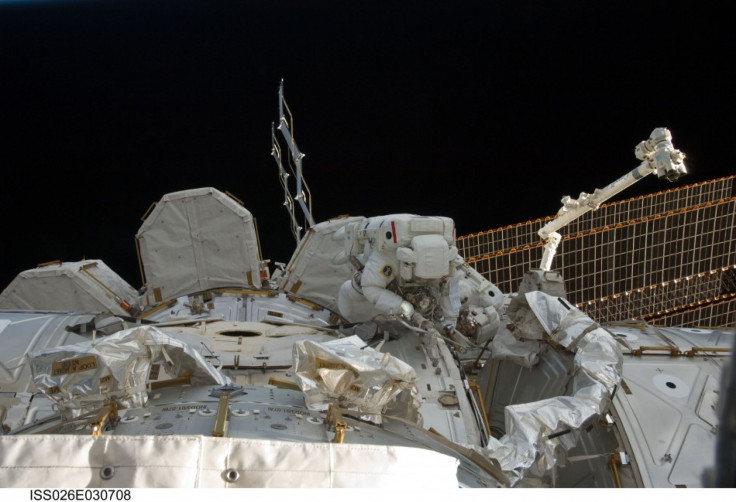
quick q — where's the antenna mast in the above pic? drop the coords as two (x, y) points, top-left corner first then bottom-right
(271, 79), (315, 242)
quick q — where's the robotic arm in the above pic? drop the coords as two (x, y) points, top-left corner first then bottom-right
(538, 127), (686, 271)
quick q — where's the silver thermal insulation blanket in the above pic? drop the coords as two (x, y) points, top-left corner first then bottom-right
(483, 291), (623, 486)
(292, 335), (421, 424)
(28, 326), (228, 419)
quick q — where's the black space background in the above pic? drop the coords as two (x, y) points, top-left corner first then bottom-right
(1, 0), (734, 290)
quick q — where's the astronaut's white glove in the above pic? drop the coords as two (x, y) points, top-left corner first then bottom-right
(399, 301), (415, 321)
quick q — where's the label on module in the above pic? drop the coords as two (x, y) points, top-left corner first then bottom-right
(51, 355), (99, 376)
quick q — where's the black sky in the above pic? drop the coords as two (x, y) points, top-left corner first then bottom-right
(1, 0), (734, 290)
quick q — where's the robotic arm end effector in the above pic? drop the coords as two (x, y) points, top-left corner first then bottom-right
(635, 127), (687, 182)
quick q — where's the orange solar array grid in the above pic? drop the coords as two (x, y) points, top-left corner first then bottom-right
(457, 176), (736, 327)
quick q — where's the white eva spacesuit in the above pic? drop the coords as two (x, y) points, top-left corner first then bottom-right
(336, 214), (504, 349)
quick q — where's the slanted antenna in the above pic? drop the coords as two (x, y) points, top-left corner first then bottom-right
(271, 79), (315, 242)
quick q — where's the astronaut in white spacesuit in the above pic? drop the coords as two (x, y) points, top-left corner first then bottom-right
(336, 214), (503, 350)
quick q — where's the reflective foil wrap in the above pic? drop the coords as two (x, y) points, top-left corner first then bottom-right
(292, 335), (421, 424)
(483, 291), (623, 486)
(490, 327), (541, 368)
(28, 326), (228, 419)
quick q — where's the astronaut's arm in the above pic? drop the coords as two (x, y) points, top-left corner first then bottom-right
(361, 285), (414, 320)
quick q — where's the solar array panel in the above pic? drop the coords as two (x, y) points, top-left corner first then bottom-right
(457, 176), (736, 327)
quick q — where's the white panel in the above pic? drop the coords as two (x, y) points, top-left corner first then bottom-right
(279, 215), (364, 313)
(137, 188), (262, 303)
(0, 260), (138, 315)
(669, 424), (717, 487)
(0, 435), (459, 488)
(411, 234), (450, 279)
